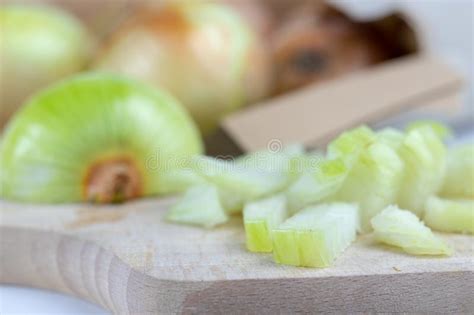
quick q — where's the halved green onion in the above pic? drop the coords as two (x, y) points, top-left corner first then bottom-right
(166, 185), (228, 228)
(371, 205), (452, 256)
(272, 203), (359, 268)
(0, 74), (203, 203)
(244, 194), (288, 252)
(424, 196), (474, 234)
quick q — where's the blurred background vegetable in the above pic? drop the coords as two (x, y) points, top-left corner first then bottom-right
(0, 0), (421, 138)
(0, 5), (94, 129)
(95, 1), (272, 135)
(269, 2), (418, 94)
(2, 0), (138, 38)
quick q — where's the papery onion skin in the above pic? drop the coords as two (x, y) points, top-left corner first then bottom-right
(0, 5), (93, 129)
(95, 2), (271, 135)
(0, 74), (203, 203)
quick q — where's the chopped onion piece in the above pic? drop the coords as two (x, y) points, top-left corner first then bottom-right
(237, 144), (304, 169)
(333, 141), (404, 232)
(286, 158), (348, 213)
(190, 155), (288, 200)
(158, 169), (207, 195)
(439, 144), (474, 199)
(406, 120), (453, 140)
(327, 125), (376, 164)
(377, 128), (404, 148)
(424, 196), (474, 234)
(371, 205), (452, 256)
(166, 185), (228, 228)
(273, 203), (359, 268)
(396, 126), (447, 216)
(288, 152), (324, 181)
(243, 195), (288, 252)
(237, 143), (316, 183)
(218, 188), (246, 214)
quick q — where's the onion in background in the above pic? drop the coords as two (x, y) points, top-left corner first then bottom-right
(1, 0), (139, 38)
(0, 5), (93, 129)
(269, 2), (418, 95)
(271, 3), (384, 95)
(223, 0), (276, 38)
(95, 1), (271, 135)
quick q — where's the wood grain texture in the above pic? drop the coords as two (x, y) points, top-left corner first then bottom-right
(0, 198), (473, 314)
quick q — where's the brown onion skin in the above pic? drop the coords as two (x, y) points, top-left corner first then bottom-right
(271, 3), (387, 95)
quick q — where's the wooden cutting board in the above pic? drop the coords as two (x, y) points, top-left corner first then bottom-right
(0, 198), (473, 314)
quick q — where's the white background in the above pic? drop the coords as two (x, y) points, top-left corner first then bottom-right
(1, 0), (473, 314)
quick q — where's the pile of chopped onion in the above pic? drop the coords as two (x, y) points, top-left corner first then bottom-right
(165, 121), (473, 268)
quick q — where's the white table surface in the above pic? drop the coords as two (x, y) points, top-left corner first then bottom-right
(1, 1), (473, 314)
(0, 285), (107, 314)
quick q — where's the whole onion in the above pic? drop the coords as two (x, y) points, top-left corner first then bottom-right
(271, 4), (384, 95)
(2, 0), (142, 38)
(0, 5), (93, 129)
(95, 2), (271, 135)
